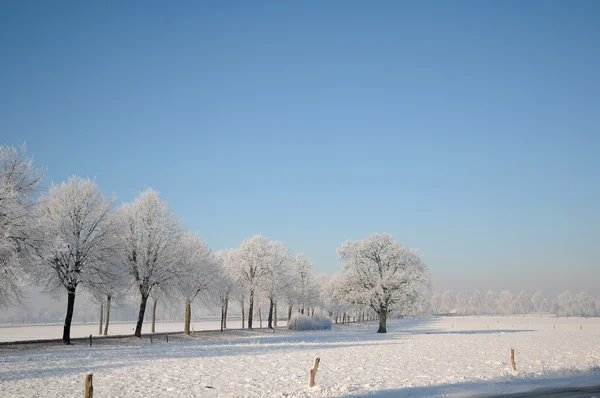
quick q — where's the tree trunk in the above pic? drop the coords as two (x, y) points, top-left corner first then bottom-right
(312, 307), (315, 317)
(259, 307), (262, 328)
(220, 302), (225, 332)
(63, 288), (76, 344)
(134, 293), (148, 338)
(184, 297), (191, 335)
(377, 309), (387, 333)
(103, 295), (111, 336)
(151, 299), (157, 333)
(268, 297), (274, 329)
(287, 305), (293, 322)
(274, 303), (278, 327)
(99, 302), (103, 335)
(241, 301), (245, 328)
(223, 299), (228, 329)
(248, 289), (254, 329)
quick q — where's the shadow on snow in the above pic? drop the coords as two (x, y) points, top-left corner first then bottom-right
(0, 317), (534, 382)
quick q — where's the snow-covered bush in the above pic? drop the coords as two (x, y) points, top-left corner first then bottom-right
(287, 313), (332, 330)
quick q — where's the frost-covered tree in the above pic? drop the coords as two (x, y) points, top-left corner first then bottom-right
(117, 189), (185, 337)
(87, 265), (129, 337)
(430, 292), (442, 315)
(484, 290), (498, 315)
(262, 241), (291, 329)
(177, 233), (219, 334)
(213, 250), (237, 331)
(149, 287), (169, 333)
(229, 235), (273, 329)
(101, 283), (126, 336)
(516, 290), (530, 315)
(320, 273), (346, 322)
(556, 290), (573, 317)
(279, 252), (312, 321)
(456, 292), (468, 315)
(469, 290), (483, 315)
(31, 177), (118, 344)
(282, 274), (298, 321)
(574, 292), (596, 317)
(0, 144), (44, 308)
(315, 273), (334, 316)
(291, 253), (318, 315)
(550, 300), (559, 315)
(88, 246), (129, 336)
(531, 290), (547, 313)
(337, 233), (430, 333)
(499, 290), (514, 316)
(440, 290), (454, 315)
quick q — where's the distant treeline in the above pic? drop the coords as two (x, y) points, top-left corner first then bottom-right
(430, 290), (599, 317)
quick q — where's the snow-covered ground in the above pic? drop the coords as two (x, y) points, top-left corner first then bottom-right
(0, 317), (234, 342)
(1, 316), (599, 397)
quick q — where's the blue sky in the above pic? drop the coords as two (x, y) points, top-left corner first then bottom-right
(1, 1), (598, 294)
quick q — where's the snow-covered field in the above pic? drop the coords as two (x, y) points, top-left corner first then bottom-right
(1, 316), (599, 397)
(0, 317), (234, 342)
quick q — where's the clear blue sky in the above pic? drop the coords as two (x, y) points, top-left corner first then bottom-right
(1, 1), (598, 295)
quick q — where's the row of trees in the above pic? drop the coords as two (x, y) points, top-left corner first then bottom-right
(6, 145), (595, 339)
(431, 289), (600, 317)
(0, 144), (432, 338)
(0, 145), (351, 340)
(213, 233), (432, 335)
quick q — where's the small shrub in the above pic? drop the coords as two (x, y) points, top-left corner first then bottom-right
(287, 313), (333, 331)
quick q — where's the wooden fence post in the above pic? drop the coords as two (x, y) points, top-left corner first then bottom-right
(84, 373), (93, 398)
(510, 348), (516, 371)
(309, 358), (320, 387)
(165, 334), (168, 343)
(89, 334), (92, 347)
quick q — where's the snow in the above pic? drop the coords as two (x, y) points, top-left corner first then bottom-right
(288, 313), (333, 331)
(1, 316), (599, 397)
(0, 317), (228, 342)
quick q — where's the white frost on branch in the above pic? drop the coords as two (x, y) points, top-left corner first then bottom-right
(31, 177), (118, 295)
(117, 188), (185, 337)
(30, 176), (118, 343)
(0, 144), (45, 308)
(337, 233), (430, 333)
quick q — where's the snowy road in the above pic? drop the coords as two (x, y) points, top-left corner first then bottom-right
(492, 385), (600, 397)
